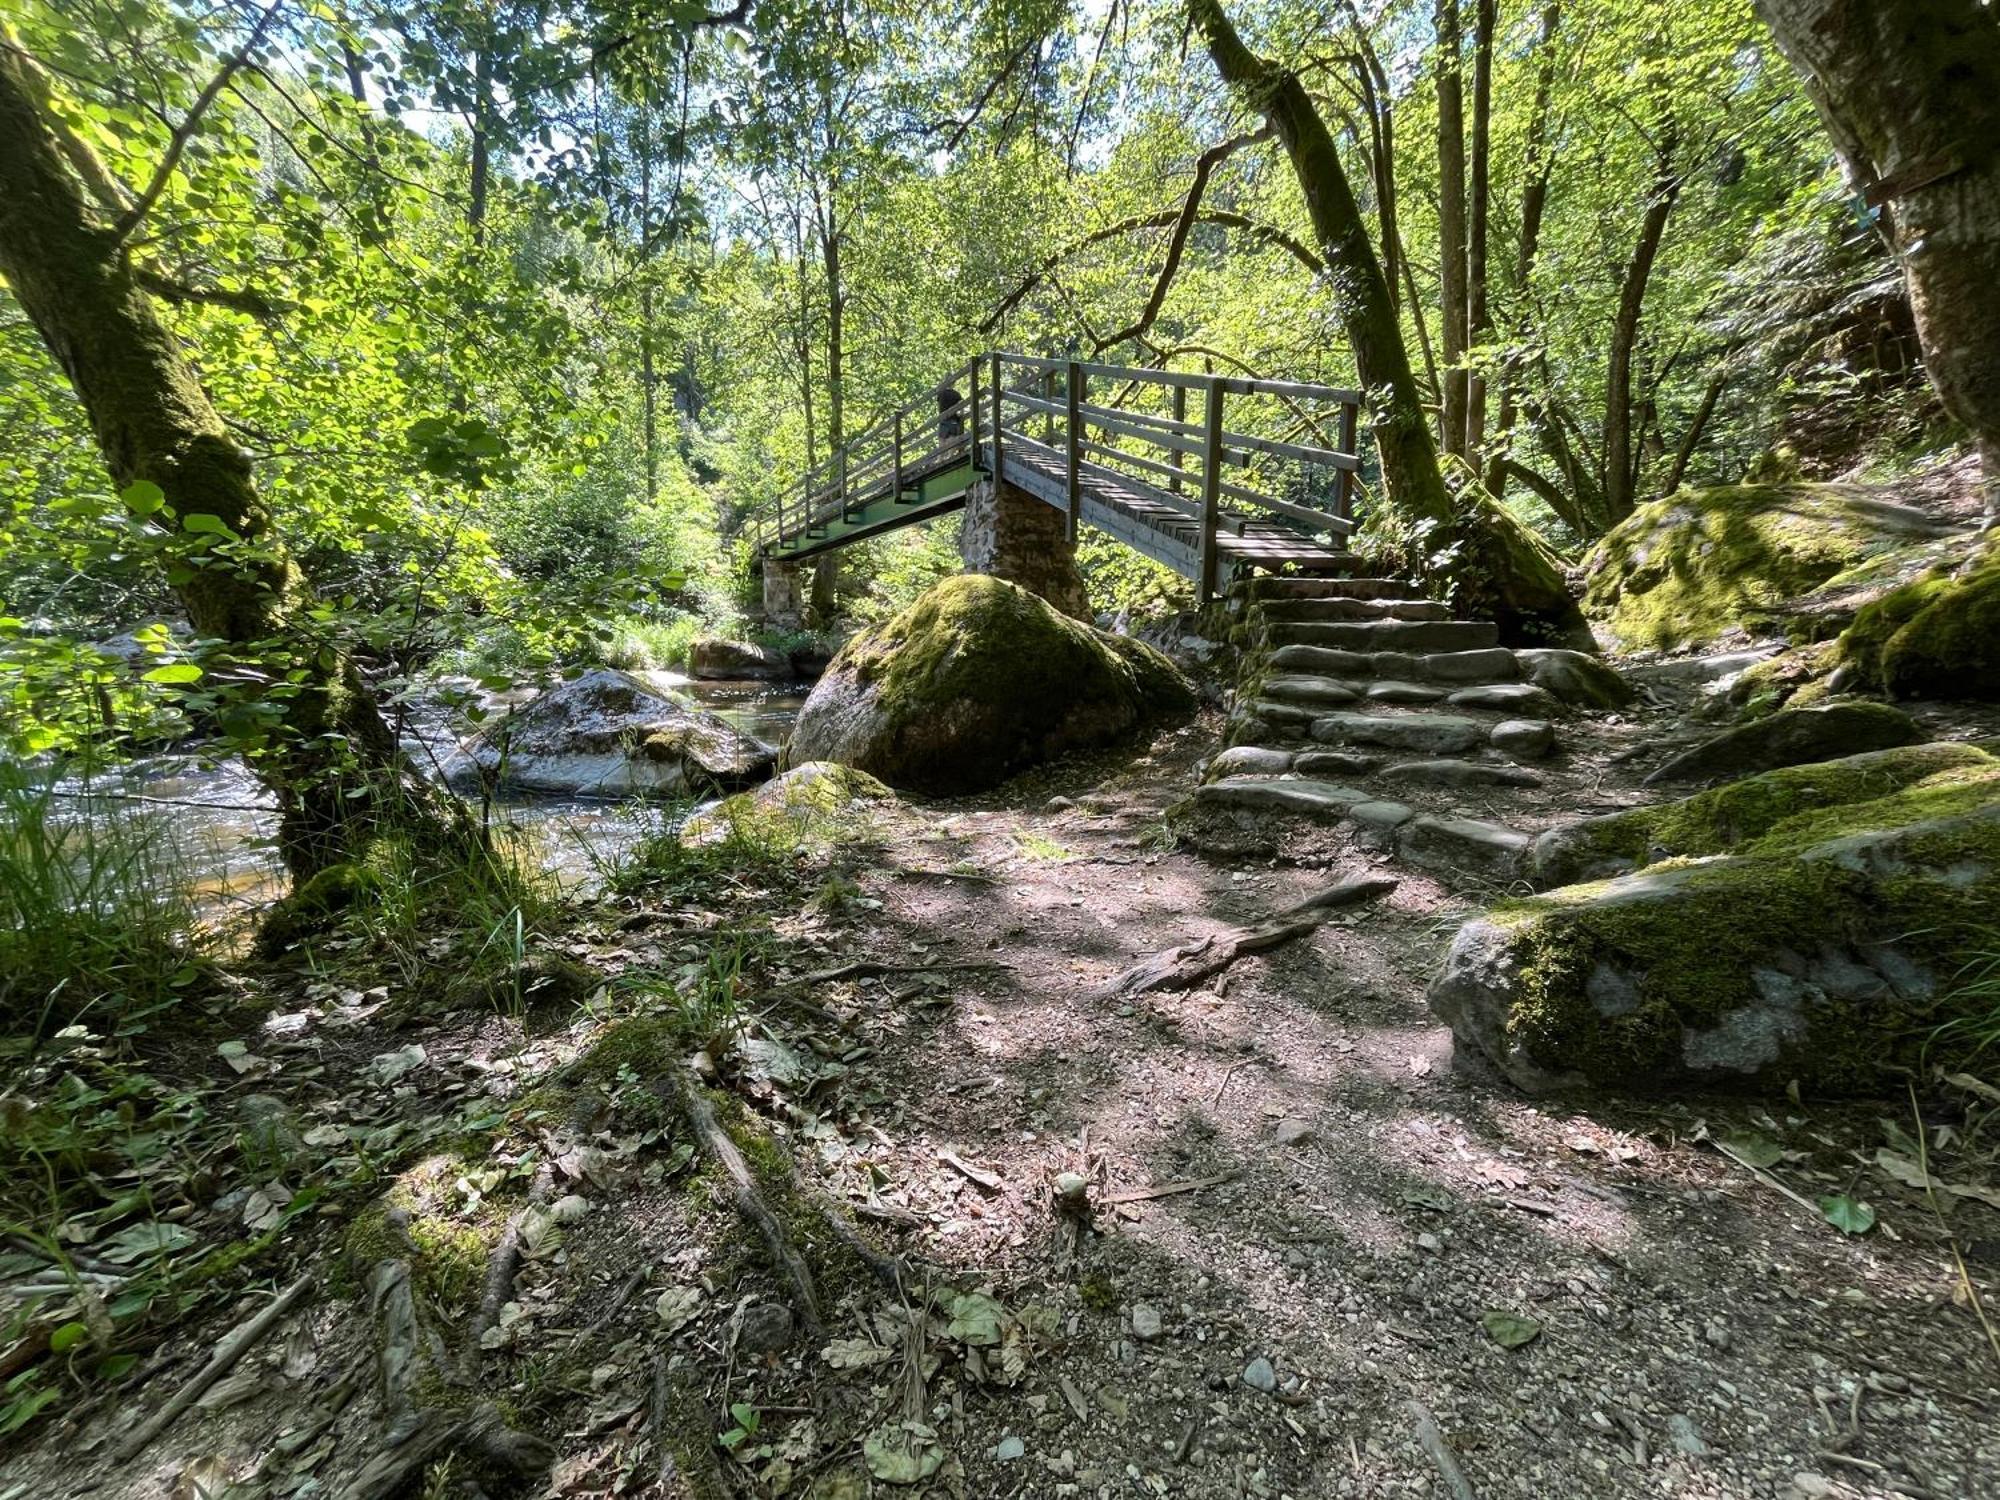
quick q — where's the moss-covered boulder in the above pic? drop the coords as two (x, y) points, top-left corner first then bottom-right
(1832, 546), (2000, 701)
(782, 575), (1195, 794)
(1534, 742), (1996, 886)
(1434, 750), (2000, 1095)
(1642, 700), (1921, 786)
(680, 761), (893, 849)
(1581, 484), (1951, 652)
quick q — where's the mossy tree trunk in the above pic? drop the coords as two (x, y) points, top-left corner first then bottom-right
(1188, 0), (1580, 638)
(0, 42), (451, 878)
(1755, 0), (2000, 512)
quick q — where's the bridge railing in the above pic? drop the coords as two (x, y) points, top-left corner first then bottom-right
(755, 350), (1365, 602)
(751, 355), (986, 559)
(985, 352), (1363, 600)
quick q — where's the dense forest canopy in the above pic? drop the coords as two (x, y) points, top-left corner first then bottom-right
(0, 0), (1942, 771)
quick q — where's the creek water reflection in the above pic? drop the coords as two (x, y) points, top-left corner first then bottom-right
(47, 673), (809, 908)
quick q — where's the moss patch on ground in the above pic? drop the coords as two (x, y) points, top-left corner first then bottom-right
(1581, 483), (1947, 652)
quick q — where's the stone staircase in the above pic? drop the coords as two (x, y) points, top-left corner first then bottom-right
(1195, 574), (1625, 880)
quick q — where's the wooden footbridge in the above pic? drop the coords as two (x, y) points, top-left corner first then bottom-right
(752, 353), (1367, 603)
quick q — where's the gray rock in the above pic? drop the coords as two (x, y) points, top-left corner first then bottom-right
(1666, 1414), (1710, 1457)
(1414, 648), (1521, 683)
(1245, 698), (1318, 728)
(1261, 675), (1363, 707)
(1274, 1118), (1314, 1147)
(1625, 648), (1781, 687)
(1366, 680), (1448, 704)
(993, 1435), (1026, 1462)
(1241, 1357), (1277, 1392)
(1294, 750), (1378, 777)
(1446, 682), (1560, 716)
(1377, 759), (1544, 788)
(735, 1302), (795, 1354)
(1205, 746), (1294, 781)
(1196, 777), (1371, 816)
(1515, 648), (1634, 708)
(449, 668), (776, 797)
(688, 636), (792, 681)
(1130, 1304), (1164, 1341)
(1347, 800), (1415, 831)
(1490, 718), (1557, 759)
(1644, 702), (1922, 785)
(1309, 712), (1486, 755)
(1267, 644), (1371, 676)
(1399, 816), (1531, 878)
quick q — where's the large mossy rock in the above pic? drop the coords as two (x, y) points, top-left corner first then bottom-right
(1641, 700), (1921, 786)
(1434, 747), (2000, 1094)
(1581, 483), (1950, 652)
(688, 636), (792, 681)
(1833, 546), (2000, 701)
(783, 575), (1195, 794)
(450, 668), (776, 797)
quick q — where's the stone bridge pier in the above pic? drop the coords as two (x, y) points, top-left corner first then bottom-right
(939, 383), (1092, 621)
(761, 556), (803, 627)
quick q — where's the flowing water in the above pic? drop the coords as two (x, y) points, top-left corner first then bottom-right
(46, 673), (810, 908)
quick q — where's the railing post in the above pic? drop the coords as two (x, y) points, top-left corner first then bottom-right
(968, 356), (982, 465)
(989, 351), (1005, 489)
(892, 410), (904, 503)
(1169, 382), (1187, 496)
(1199, 376), (1224, 606)
(1335, 399), (1359, 529)
(1064, 360), (1083, 543)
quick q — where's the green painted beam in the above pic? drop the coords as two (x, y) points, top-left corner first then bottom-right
(764, 460), (981, 562)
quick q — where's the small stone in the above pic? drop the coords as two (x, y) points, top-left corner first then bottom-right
(735, 1302), (794, 1354)
(1274, 1118), (1314, 1147)
(1490, 718), (1556, 758)
(1702, 1318), (1731, 1350)
(1045, 795), (1075, 811)
(1130, 1304), (1164, 1341)
(1347, 799), (1414, 831)
(994, 1435), (1025, 1462)
(1053, 1171), (1090, 1209)
(1666, 1413), (1709, 1456)
(1416, 1233), (1441, 1254)
(1241, 1357), (1277, 1392)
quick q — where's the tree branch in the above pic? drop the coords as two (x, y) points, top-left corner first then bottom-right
(112, 0), (284, 242)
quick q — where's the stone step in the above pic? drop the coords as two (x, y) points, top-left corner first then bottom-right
(1264, 619), (1502, 654)
(1196, 776), (1371, 817)
(1266, 644), (1521, 685)
(1256, 598), (1455, 624)
(1398, 815), (1531, 878)
(1376, 759), (1545, 789)
(1204, 745), (1384, 782)
(1442, 682), (1561, 717)
(1238, 576), (1423, 602)
(1306, 711), (1488, 755)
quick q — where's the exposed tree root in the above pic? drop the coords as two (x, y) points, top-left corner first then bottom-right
(1097, 875), (1398, 1000)
(335, 1212), (552, 1500)
(667, 1070), (826, 1333)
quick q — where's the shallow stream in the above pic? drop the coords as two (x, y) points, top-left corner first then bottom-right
(48, 672), (809, 908)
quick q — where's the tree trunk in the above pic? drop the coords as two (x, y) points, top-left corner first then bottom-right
(0, 43), (448, 879)
(468, 46), (492, 243)
(1485, 2), (1559, 501)
(1755, 0), (2000, 510)
(1188, 0), (1579, 639)
(637, 109), (659, 505)
(812, 197), (843, 627)
(1602, 149), (1679, 525)
(1435, 0), (1469, 460)
(1464, 0), (1495, 466)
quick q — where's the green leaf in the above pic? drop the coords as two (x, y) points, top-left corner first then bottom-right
(1480, 1309), (1542, 1349)
(181, 513), (235, 537)
(1819, 1195), (1876, 1235)
(48, 1322), (91, 1354)
(141, 663), (202, 684)
(120, 480), (166, 515)
(1721, 1133), (1783, 1169)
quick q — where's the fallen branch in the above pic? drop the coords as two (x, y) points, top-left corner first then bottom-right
(461, 1211), (525, 1380)
(796, 958), (1012, 986)
(1406, 1398), (1480, 1500)
(1097, 875), (1397, 1000)
(1100, 1171), (1236, 1206)
(114, 1273), (314, 1463)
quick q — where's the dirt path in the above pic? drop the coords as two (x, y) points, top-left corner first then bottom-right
(10, 709), (1997, 1500)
